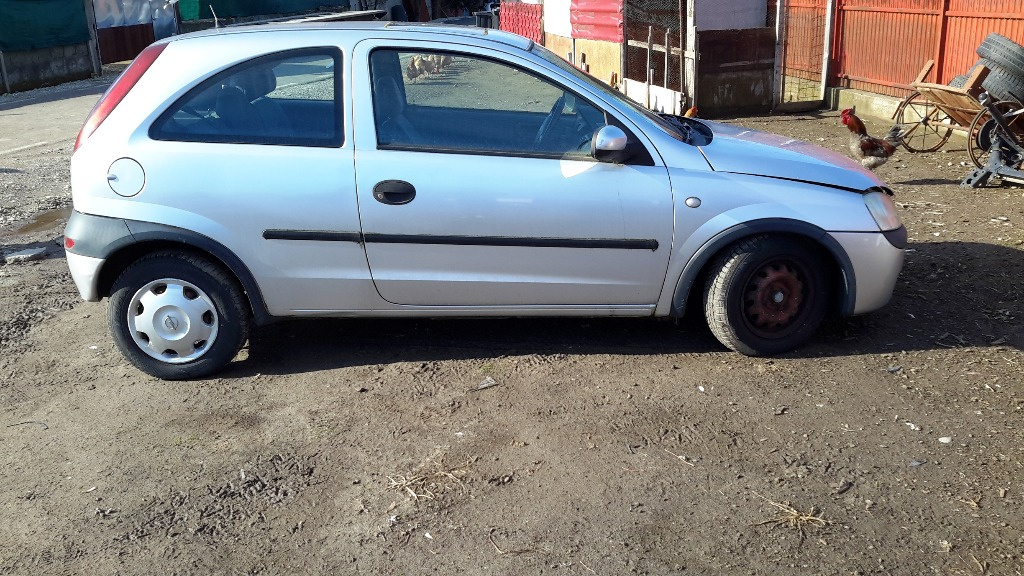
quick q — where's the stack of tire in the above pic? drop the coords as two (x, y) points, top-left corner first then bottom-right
(969, 33), (1024, 103)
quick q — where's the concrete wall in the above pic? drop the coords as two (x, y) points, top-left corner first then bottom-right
(575, 38), (623, 87)
(544, 33), (623, 89)
(1, 43), (94, 94)
(545, 33), (574, 64)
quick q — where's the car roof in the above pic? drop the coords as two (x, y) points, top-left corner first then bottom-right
(166, 21), (535, 51)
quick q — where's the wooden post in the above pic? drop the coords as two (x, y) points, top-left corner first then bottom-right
(646, 26), (653, 107)
(685, 0), (697, 107)
(84, 0), (102, 75)
(0, 50), (10, 94)
(664, 28), (670, 88)
(677, 0), (684, 95)
(620, 1), (628, 88)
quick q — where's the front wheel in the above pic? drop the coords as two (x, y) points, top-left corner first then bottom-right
(703, 235), (829, 356)
(894, 91), (952, 153)
(108, 251), (250, 380)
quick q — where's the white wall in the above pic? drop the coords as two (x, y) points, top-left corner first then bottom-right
(694, 0), (765, 30)
(544, 0), (572, 38)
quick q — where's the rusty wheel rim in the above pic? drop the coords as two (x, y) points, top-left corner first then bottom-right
(743, 260), (806, 336)
(968, 101), (1023, 168)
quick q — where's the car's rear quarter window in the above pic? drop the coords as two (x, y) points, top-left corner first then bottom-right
(150, 48), (343, 147)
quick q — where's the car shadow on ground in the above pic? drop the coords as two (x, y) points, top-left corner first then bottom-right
(235, 315), (723, 378)
(224, 240), (1023, 378)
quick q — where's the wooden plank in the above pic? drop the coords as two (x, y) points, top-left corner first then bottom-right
(913, 85), (980, 126)
(963, 62), (990, 97)
(913, 60), (935, 84)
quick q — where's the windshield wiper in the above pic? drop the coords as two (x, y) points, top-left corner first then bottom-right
(659, 113), (694, 143)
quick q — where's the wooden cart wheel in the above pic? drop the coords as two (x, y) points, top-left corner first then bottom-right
(894, 91), (954, 153)
(968, 100), (1024, 168)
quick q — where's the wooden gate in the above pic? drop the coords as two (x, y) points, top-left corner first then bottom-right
(776, 0), (830, 107)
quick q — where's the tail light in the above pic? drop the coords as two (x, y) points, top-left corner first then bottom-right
(74, 43), (168, 151)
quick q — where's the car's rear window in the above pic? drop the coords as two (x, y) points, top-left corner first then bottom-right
(150, 48), (343, 147)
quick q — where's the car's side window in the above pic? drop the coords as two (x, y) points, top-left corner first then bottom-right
(151, 49), (342, 147)
(369, 49), (607, 157)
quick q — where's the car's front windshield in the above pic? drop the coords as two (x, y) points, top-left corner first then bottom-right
(529, 42), (689, 141)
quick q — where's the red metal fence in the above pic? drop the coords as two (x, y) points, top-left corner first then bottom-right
(781, 0), (826, 83)
(831, 0), (1024, 98)
(499, 2), (544, 43)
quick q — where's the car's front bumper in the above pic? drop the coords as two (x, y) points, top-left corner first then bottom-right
(831, 229), (905, 315)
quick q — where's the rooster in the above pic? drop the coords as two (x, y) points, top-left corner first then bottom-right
(840, 108), (903, 170)
(683, 106), (698, 118)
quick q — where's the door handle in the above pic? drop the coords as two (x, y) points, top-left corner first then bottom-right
(373, 180), (416, 205)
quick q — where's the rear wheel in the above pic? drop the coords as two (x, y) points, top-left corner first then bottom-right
(703, 235), (829, 356)
(968, 99), (1024, 168)
(108, 251), (249, 380)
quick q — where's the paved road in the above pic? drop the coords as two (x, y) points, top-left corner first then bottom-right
(0, 77), (112, 157)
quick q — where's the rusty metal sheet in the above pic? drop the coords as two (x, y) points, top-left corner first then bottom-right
(97, 23), (155, 64)
(571, 0), (624, 43)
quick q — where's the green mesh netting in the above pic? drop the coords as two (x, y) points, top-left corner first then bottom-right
(0, 0), (89, 51)
(178, 0), (351, 21)
(177, 0), (200, 20)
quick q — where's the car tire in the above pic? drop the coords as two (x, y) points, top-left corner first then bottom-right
(976, 33), (1024, 83)
(703, 235), (828, 356)
(108, 251), (249, 380)
(979, 58), (1024, 103)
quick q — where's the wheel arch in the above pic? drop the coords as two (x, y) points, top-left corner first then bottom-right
(669, 218), (856, 319)
(95, 223), (273, 326)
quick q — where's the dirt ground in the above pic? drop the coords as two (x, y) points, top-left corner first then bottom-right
(1, 71), (1022, 575)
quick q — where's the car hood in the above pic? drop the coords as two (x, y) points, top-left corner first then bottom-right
(696, 120), (883, 190)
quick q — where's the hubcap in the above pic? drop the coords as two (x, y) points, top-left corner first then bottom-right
(744, 262), (805, 331)
(127, 279), (218, 364)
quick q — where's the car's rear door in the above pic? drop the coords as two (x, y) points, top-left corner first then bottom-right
(351, 39), (673, 308)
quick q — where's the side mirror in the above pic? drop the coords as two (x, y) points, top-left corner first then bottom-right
(591, 125), (630, 163)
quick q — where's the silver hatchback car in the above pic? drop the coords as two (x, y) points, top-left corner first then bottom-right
(64, 22), (905, 380)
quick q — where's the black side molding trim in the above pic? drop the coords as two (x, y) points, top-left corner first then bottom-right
(263, 230), (362, 243)
(362, 234), (659, 251)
